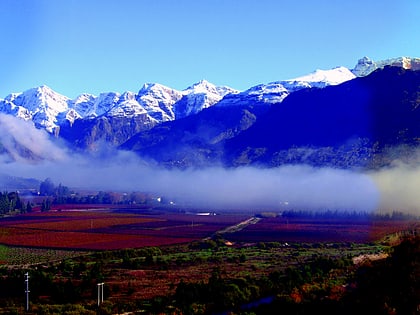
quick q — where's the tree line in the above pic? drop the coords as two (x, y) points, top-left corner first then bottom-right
(0, 191), (31, 215)
(0, 236), (419, 314)
(281, 209), (418, 221)
(38, 178), (153, 206)
(1, 176), (154, 216)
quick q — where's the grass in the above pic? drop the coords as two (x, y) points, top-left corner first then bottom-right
(0, 245), (89, 266)
(0, 244), (9, 263)
(0, 238), (393, 314)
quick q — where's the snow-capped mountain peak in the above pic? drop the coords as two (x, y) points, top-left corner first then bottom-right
(352, 56), (420, 77)
(0, 80), (236, 132)
(282, 66), (356, 90)
(138, 82), (179, 96)
(1, 56), (418, 137)
(67, 93), (97, 118)
(1, 85), (70, 131)
(217, 66), (356, 107)
(183, 79), (214, 93)
(171, 80), (239, 118)
(136, 83), (183, 122)
(184, 79), (238, 96)
(107, 91), (148, 118)
(5, 85), (69, 112)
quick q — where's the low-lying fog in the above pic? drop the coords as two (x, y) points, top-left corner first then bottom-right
(1, 114), (419, 213)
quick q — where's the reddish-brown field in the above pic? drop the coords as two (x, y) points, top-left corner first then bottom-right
(227, 216), (419, 244)
(1, 208), (418, 308)
(0, 209), (249, 250)
(1, 208), (417, 251)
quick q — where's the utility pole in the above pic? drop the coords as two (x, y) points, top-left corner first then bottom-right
(97, 282), (104, 307)
(24, 272), (30, 312)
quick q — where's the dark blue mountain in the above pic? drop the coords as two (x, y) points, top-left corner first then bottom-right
(224, 66), (420, 168)
(122, 66), (420, 169)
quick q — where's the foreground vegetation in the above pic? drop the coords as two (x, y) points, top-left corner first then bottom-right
(0, 194), (419, 314)
(0, 229), (419, 314)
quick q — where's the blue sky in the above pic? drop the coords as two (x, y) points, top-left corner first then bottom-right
(1, 0), (419, 98)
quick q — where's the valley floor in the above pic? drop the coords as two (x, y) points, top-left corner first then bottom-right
(0, 208), (418, 314)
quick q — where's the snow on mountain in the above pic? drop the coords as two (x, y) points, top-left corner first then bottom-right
(217, 82), (290, 107)
(67, 93), (96, 118)
(352, 56), (420, 77)
(134, 80), (237, 121)
(175, 80), (239, 117)
(281, 66), (356, 90)
(135, 83), (183, 122)
(217, 56), (420, 108)
(92, 92), (121, 117)
(218, 56), (420, 108)
(1, 56), (418, 135)
(0, 80), (235, 133)
(217, 66), (355, 107)
(107, 91), (148, 118)
(183, 79), (236, 98)
(1, 86), (70, 132)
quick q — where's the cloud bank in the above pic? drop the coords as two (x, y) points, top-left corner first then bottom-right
(370, 161), (420, 214)
(0, 114), (419, 213)
(0, 114), (68, 162)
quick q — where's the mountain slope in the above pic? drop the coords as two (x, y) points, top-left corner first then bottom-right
(0, 56), (416, 135)
(0, 81), (237, 136)
(0, 86), (70, 132)
(122, 66), (420, 169)
(121, 104), (270, 168)
(0, 63), (354, 150)
(0, 56), (419, 167)
(216, 66), (355, 107)
(223, 66), (420, 168)
(352, 56), (420, 77)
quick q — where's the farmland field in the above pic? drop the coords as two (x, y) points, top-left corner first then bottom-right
(226, 216), (419, 244)
(0, 208), (249, 251)
(0, 206), (419, 314)
(0, 209), (418, 252)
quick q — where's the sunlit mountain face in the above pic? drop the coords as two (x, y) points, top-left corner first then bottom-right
(0, 56), (418, 169)
(0, 58), (419, 212)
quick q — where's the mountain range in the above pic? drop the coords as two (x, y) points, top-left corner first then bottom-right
(1, 56), (419, 169)
(224, 66), (420, 169)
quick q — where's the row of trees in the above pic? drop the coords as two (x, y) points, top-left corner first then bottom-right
(172, 237), (420, 314)
(173, 256), (350, 314)
(281, 209), (418, 221)
(39, 178), (153, 205)
(0, 191), (31, 215)
(1, 177), (155, 216)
